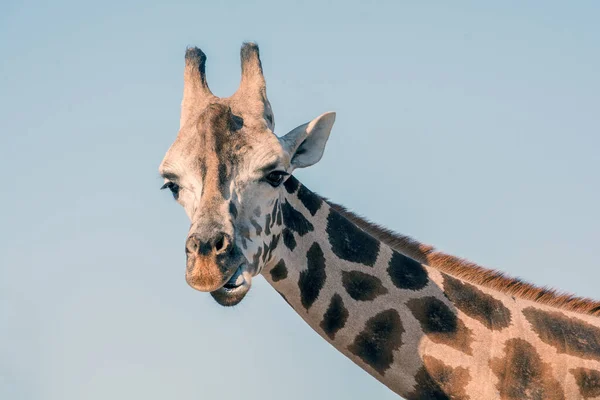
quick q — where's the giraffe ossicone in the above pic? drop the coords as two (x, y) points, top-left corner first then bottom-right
(159, 43), (600, 399)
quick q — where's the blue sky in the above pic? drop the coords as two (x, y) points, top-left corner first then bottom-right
(1, 1), (599, 399)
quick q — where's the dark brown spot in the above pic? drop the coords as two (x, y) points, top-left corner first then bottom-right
(239, 225), (251, 239)
(297, 184), (323, 216)
(283, 175), (300, 193)
(490, 338), (564, 400)
(326, 210), (379, 266)
(282, 200), (314, 236)
(523, 307), (600, 362)
(262, 234), (280, 264)
(341, 270), (388, 301)
(276, 204), (282, 226)
(406, 296), (473, 355)
(407, 356), (470, 400)
(261, 242), (269, 263)
(239, 225), (250, 249)
(251, 246), (262, 271)
(348, 309), (404, 375)
(264, 214), (271, 235)
(269, 233), (281, 260)
(320, 293), (349, 340)
(298, 242), (326, 310)
(442, 274), (511, 331)
(198, 161), (207, 196)
(250, 218), (262, 236)
(229, 202), (238, 219)
(270, 259), (288, 282)
(282, 228), (297, 251)
(270, 199), (279, 228)
(387, 251), (429, 291)
(217, 163), (230, 199)
(570, 368), (600, 399)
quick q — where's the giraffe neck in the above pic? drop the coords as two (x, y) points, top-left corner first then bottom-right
(262, 177), (600, 400)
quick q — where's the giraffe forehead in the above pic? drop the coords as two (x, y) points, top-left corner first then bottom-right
(162, 127), (282, 186)
(162, 101), (283, 176)
(167, 126), (244, 169)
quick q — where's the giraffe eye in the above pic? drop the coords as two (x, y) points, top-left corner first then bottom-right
(161, 181), (180, 200)
(265, 171), (288, 187)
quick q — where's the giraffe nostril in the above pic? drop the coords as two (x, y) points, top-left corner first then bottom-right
(186, 233), (232, 256)
(215, 235), (225, 252)
(186, 235), (200, 254)
(214, 233), (232, 255)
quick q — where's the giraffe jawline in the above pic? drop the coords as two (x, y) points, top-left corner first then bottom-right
(210, 264), (252, 307)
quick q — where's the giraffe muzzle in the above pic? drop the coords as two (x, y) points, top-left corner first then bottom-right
(185, 232), (245, 293)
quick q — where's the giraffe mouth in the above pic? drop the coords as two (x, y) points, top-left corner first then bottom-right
(223, 264), (247, 289)
(210, 264), (252, 306)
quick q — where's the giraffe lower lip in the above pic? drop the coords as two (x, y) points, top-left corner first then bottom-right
(223, 265), (246, 289)
(211, 264), (252, 306)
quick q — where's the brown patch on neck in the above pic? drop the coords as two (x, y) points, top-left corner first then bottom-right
(442, 274), (512, 330)
(324, 199), (600, 317)
(406, 355), (471, 400)
(523, 307), (600, 362)
(490, 338), (564, 400)
(406, 296), (474, 355)
(348, 309), (404, 375)
(570, 367), (600, 399)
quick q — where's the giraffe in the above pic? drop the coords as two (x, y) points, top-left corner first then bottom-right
(158, 43), (600, 399)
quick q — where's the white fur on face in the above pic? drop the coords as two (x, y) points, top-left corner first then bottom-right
(230, 163), (286, 276)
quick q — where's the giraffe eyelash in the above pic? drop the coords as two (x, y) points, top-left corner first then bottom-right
(161, 181), (181, 200)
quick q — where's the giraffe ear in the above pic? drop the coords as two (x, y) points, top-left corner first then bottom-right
(280, 112), (336, 169)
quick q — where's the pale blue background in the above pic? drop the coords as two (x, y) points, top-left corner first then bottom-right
(1, 1), (599, 399)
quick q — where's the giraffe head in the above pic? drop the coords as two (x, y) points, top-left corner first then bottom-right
(159, 43), (336, 306)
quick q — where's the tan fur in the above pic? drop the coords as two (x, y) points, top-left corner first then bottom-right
(186, 255), (226, 291)
(325, 199), (600, 317)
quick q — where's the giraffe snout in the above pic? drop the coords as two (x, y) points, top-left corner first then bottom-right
(184, 230), (242, 293)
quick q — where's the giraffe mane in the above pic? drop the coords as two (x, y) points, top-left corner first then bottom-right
(323, 198), (600, 317)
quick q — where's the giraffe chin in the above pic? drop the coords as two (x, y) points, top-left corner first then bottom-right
(210, 264), (252, 307)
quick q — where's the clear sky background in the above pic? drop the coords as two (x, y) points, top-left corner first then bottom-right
(1, 1), (599, 399)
